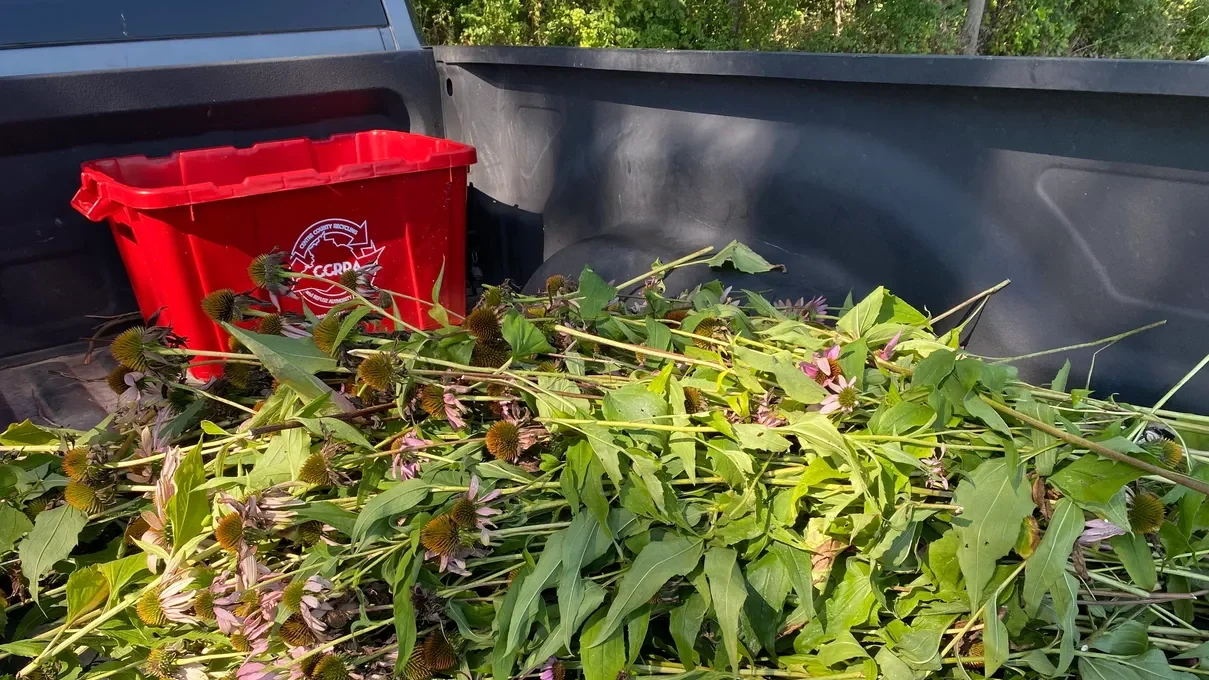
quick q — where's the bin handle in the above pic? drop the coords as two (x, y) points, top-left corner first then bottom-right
(71, 176), (119, 222)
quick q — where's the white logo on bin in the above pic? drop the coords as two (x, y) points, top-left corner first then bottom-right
(289, 218), (385, 310)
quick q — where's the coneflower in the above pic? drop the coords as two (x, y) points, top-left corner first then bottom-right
(1145, 438), (1185, 469)
(142, 646), (179, 680)
(486, 382), (510, 416)
(298, 451), (340, 487)
(64, 481), (103, 514)
(248, 252), (289, 294)
(1129, 490), (1166, 534)
(165, 388), (194, 414)
(420, 385), (447, 419)
(338, 268), (359, 291)
(485, 421), (521, 462)
(663, 309), (690, 323)
(279, 612), (318, 647)
(224, 362), (252, 391)
(193, 588), (216, 620)
(105, 365), (133, 394)
(820, 376), (859, 415)
(470, 340), (511, 368)
(420, 514), (461, 557)
(296, 520), (325, 546)
(966, 641), (985, 667)
(691, 318), (725, 348)
(464, 307), (502, 342)
(540, 657), (566, 680)
(136, 587), (168, 626)
(545, 274), (573, 297)
(110, 326), (153, 372)
(228, 633), (252, 653)
(683, 387), (708, 414)
(402, 647), (432, 680)
(61, 447), (95, 482)
(310, 654), (350, 680)
(257, 313), (284, 336)
(801, 345), (842, 386)
(215, 513), (246, 552)
(311, 312), (345, 356)
(201, 289), (239, 323)
(357, 352), (398, 391)
(479, 286), (503, 308)
(422, 631), (457, 671)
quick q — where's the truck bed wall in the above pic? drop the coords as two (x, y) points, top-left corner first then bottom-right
(436, 47), (1209, 411)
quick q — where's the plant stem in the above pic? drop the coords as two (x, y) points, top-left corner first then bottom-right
(982, 395), (1209, 495)
(614, 245), (715, 291)
(930, 279), (1011, 326)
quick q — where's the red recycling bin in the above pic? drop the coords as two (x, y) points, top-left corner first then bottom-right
(71, 130), (476, 376)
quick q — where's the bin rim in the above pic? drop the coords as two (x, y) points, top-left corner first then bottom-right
(73, 130), (477, 214)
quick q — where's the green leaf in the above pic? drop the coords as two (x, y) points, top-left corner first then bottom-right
(491, 567), (528, 680)
(581, 424), (625, 487)
(506, 530), (566, 654)
(705, 240), (784, 274)
(868, 402), (935, 435)
(590, 534), (703, 647)
(293, 501), (358, 537)
(732, 423), (792, 452)
(249, 428), (310, 487)
(167, 441), (209, 548)
(963, 392), (1012, 437)
(876, 648), (915, 680)
(223, 323), (347, 409)
(645, 316), (672, 353)
(66, 565), (108, 622)
(770, 542), (815, 623)
(1052, 572), (1079, 674)
(19, 505), (88, 602)
(837, 287), (886, 338)
(669, 591), (708, 669)
(772, 357), (828, 404)
(428, 260), (451, 327)
(703, 547), (747, 672)
(1051, 454), (1146, 504)
(0, 420), (58, 446)
(742, 289), (787, 320)
(1052, 360), (1071, 393)
(981, 599), (1008, 675)
(953, 459), (1035, 608)
(626, 603), (651, 665)
(352, 479), (430, 541)
(521, 583), (608, 674)
(1078, 656), (1143, 680)
(578, 267), (618, 320)
(1023, 498), (1084, 617)
(97, 553), (147, 606)
(823, 558), (876, 635)
(913, 349), (956, 387)
(744, 551), (792, 657)
(581, 607), (627, 680)
(1110, 532), (1158, 591)
(603, 384), (670, 449)
(333, 306), (372, 349)
(0, 640), (47, 658)
(1092, 620), (1149, 656)
(393, 549), (423, 676)
(668, 377), (697, 482)
(818, 631), (868, 666)
(502, 312), (555, 358)
(0, 504), (33, 553)
(558, 512), (608, 648)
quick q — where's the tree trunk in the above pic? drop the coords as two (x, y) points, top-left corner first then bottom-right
(960, 0), (986, 54)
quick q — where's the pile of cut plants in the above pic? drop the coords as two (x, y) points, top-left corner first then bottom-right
(4, 241), (1209, 680)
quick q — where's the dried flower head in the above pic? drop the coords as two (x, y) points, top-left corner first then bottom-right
(966, 641), (985, 667)
(106, 365), (133, 394)
(143, 646), (179, 680)
(309, 654), (349, 680)
(486, 421), (521, 462)
(279, 612), (318, 647)
(297, 520), (325, 546)
(64, 481), (103, 514)
(357, 352), (398, 391)
(1129, 490), (1166, 534)
(421, 385), (446, 419)
(421, 514), (462, 556)
(216, 513), (246, 552)
(311, 312), (345, 356)
(683, 387), (707, 414)
(61, 447), (96, 482)
(663, 309), (690, 323)
(201, 289), (238, 323)
(403, 647), (432, 680)
(110, 326), (153, 372)
(298, 450), (342, 487)
(464, 307), (502, 342)
(257, 313), (285, 336)
(1145, 438), (1185, 469)
(691, 318), (725, 348)
(248, 252), (289, 294)
(422, 631), (457, 671)
(193, 588), (215, 620)
(470, 339), (511, 368)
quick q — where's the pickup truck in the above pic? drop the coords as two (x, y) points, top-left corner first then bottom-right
(3, 0), (1209, 430)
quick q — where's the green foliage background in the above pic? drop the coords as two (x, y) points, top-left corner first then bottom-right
(415, 0), (1209, 58)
